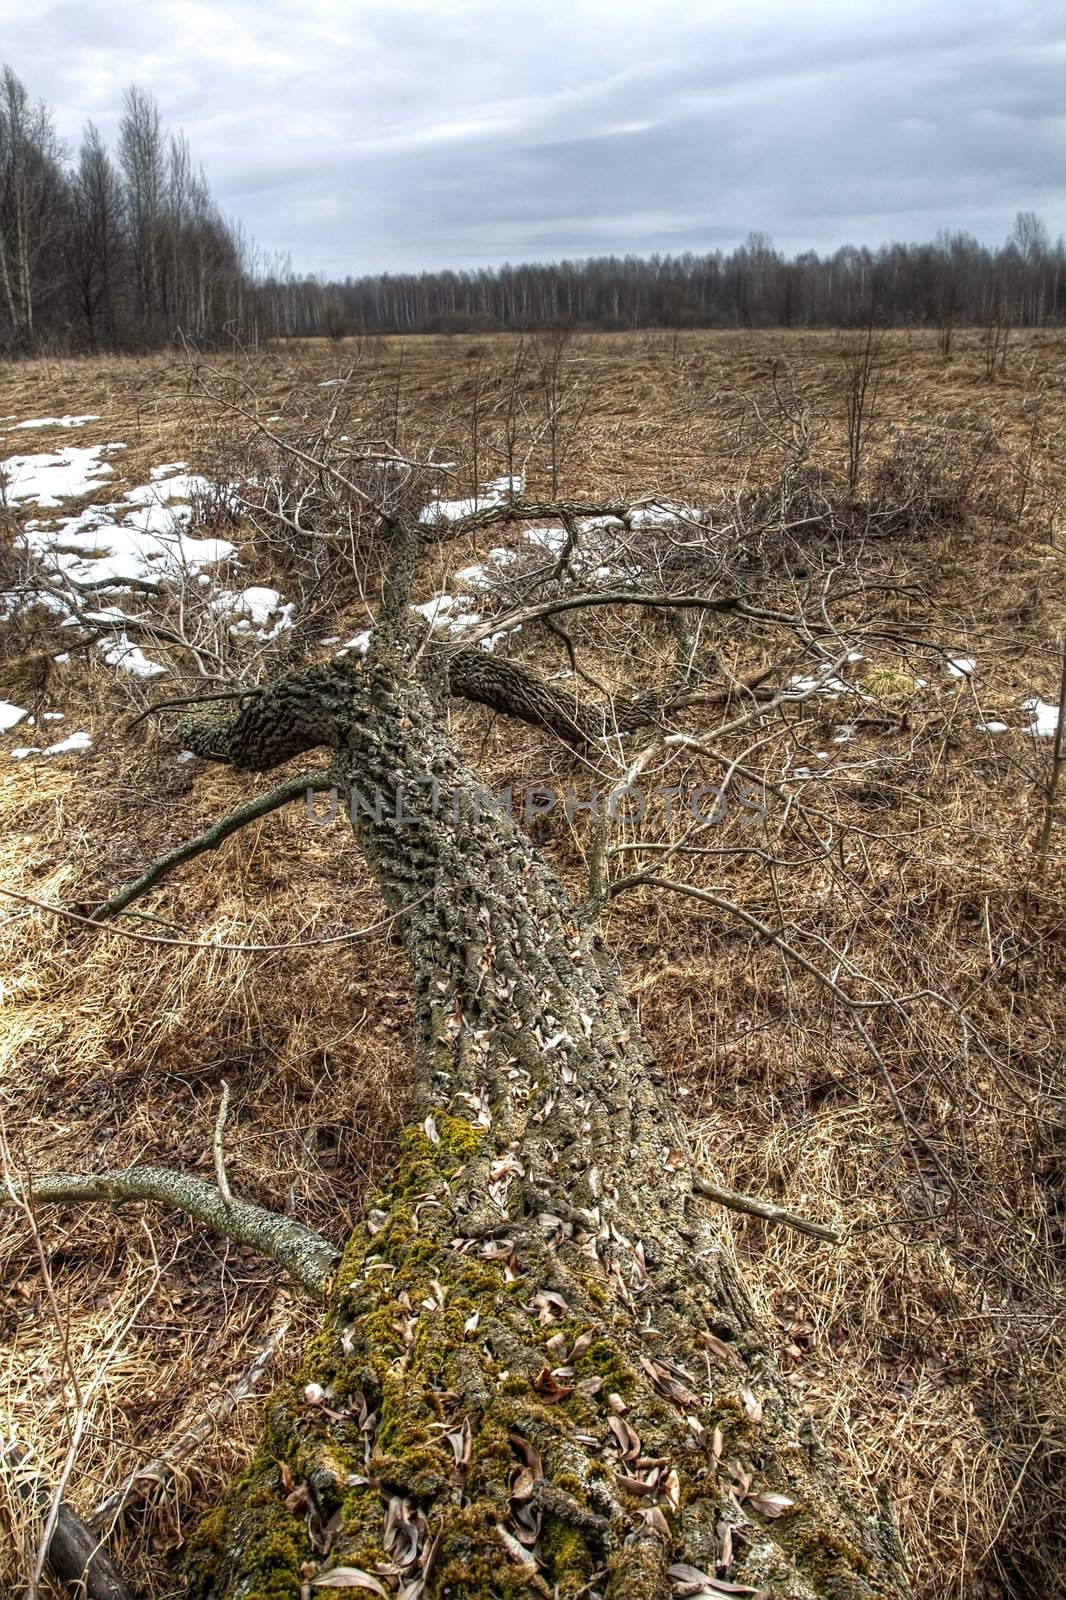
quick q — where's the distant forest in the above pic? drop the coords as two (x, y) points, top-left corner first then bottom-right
(1, 62), (1064, 355)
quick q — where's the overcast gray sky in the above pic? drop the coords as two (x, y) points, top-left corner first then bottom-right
(2, 0), (1063, 276)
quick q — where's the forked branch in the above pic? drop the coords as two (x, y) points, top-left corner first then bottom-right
(463, 587), (808, 648)
(416, 494), (636, 541)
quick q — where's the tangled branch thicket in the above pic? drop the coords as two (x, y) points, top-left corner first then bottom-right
(0, 329), (1063, 1599)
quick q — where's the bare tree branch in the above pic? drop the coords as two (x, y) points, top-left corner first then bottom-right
(462, 587), (804, 648)
(416, 495), (637, 542)
(5, 1166), (339, 1297)
(692, 1175), (841, 1243)
(1034, 633), (1066, 875)
(86, 1327), (286, 1533)
(0, 883), (427, 954)
(608, 871), (884, 1009)
(213, 1080), (234, 1208)
(125, 686), (259, 732)
(89, 771), (334, 922)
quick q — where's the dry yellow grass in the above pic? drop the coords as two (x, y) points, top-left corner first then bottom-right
(0, 329), (1064, 1598)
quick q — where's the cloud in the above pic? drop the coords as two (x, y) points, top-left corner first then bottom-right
(3, 0), (1064, 274)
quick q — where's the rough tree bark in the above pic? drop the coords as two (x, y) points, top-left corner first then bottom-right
(165, 610), (910, 1599)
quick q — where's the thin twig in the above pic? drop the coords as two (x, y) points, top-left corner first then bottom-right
(462, 587), (803, 649)
(214, 1081), (234, 1208)
(1034, 634), (1066, 876)
(692, 1175), (840, 1243)
(126, 687), (259, 732)
(87, 1326), (287, 1533)
(0, 884), (430, 953)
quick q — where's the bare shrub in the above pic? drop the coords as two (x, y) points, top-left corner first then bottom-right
(188, 474), (243, 536)
(531, 325), (591, 494)
(981, 304), (1012, 382)
(842, 318), (884, 494)
(322, 301), (350, 344)
(868, 424), (1006, 534)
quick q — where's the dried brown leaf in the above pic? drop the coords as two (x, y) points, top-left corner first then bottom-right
(607, 1414), (641, 1460)
(311, 1571), (389, 1594)
(529, 1289), (569, 1324)
(741, 1386), (763, 1424)
(532, 1366), (574, 1403)
(701, 1333), (741, 1368)
(667, 1564), (762, 1596)
(748, 1490), (795, 1519)
(508, 1434), (544, 1478)
(643, 1505), (672, 1535)
(496, 1525), (539, 1567)
(616, 1472), (659, 1497)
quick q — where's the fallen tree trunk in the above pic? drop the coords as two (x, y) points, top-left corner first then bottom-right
(173, 647), (909, 1600)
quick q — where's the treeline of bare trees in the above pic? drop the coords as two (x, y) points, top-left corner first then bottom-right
(3, 57), (1064, 356)
(275, 219), (1065, 339)
(0, 65), (247, 354)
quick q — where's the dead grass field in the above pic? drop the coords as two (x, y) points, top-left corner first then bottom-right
(0, 328), (1063, 1599)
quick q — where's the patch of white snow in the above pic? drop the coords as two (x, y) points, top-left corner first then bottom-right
(336, 631), (372, 657)
(1023, 697), (1061, 739)
(99, 636), (166, 678)
(1, 443), (125, 506)
(523, 526), (568, 554)
(13, 414), (100, 430)
(43, 730), (92, 754)
(420, 472), (523, 524)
